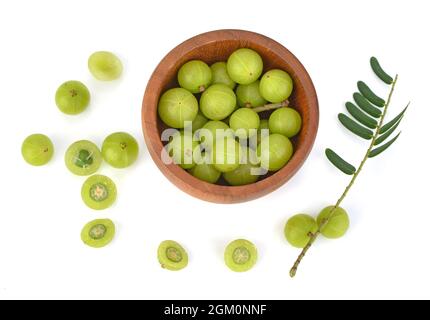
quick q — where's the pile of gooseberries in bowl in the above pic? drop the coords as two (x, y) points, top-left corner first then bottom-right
(142, 30), (319, 203)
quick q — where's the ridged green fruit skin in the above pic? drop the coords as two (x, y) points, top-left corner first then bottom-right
(317, 206), (350, 239)
(158, 88), (198, 128)
(88, 51), (123, 81)
(236, 80), (267, 107)
(178, 60), (212, 93)
(102, 132), (139, 168)
(257, 133), (293, 171)
(284, 214), (318, 248)
(259, 69), (293, 103)
(210, 62), (236, 89)
(189, 162), (221, 184)
(21, 134), (54, 166)
(227, 48), (263, 85)
(200, 84), (236, 121)
(269, 107), (302, 138)
(55, 81), (90, 115)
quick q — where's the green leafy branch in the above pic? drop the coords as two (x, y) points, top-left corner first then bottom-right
(289, 57), (409, 277)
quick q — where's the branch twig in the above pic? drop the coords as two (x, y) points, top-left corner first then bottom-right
(289, 75), (399, 278)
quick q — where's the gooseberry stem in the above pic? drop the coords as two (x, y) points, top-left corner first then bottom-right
(289, 75), (399, 278)
(251, 100), (289, 113)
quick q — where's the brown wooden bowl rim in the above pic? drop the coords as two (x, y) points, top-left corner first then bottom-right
(142, 29), (319, 203)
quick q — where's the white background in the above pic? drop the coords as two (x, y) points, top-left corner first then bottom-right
(0, 0), (429, 300)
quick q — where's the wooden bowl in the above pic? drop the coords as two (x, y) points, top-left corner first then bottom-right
(142, 29), (318, 203)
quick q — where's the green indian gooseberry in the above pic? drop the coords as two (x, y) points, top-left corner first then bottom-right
(224, 239), (258, 272)
(223, 148), (260, 186)
(81, 174), (117, 210)
(158, 88), (198, 128)
(211, 136), (242, 173)
(102, 132), (139, 168)
(257, 133), (293, 171)
(229, 107), (260, 139)
(81, 219), (115, 248)
(178, 60), (212, 93)
(210, 61), (236, 89)
(188, 155), (221, 184)
(166, 131), (200, 169)
(88, 51), (123, 81)
(284, 214), (318, 248)
(236, 80), (267, 108)
(55, 80), (90, 115)
(259, 69), (293, 103)
(186, 111), (208, 132)
(317, 206), (350, 239)
(64, 140), (102, 176)
(227, 48), (263, 85)
(269, 107), (302, 138)
(158, 240), (188, 271)
(249, 119), (270, 149)
(200, 84), (236, 120)
(21, 134), (54, 166)
(257, 118), (270, 144)
(199, 120), (233, 149)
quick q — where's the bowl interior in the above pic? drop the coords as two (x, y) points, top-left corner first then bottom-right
(143, 30), (318, 203)
(156, 39), (310, 184)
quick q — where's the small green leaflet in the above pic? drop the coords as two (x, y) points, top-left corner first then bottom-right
(370, 57), (393, 85)
(325, 148), (356, 175)
(379, 103), (409, 134)
(353, 93), (382, 118)
(357, 81), (385, 107)
(345, 102), (378, 129)
(375, 117), (401, 145)
(338, 113), (373, 140)
(369, 133), (401, 158)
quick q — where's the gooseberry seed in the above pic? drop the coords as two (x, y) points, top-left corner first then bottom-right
(89, 183), (109, 202)
(89, 224), (107, 240)
(166, 247), (182, 263)
(233, 247), (250, 264)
